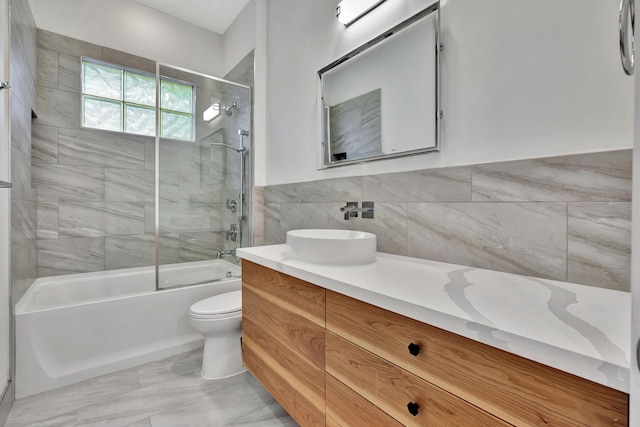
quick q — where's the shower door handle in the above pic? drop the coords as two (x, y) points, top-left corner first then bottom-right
(620, 0), (635, 75)
(0, 181), (11, 188)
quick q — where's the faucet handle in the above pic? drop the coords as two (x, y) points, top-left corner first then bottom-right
(340, 202), (359, 220)
(226, 224), (238, 241)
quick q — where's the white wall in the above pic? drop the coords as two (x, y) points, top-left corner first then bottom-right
(222, 0), (256, 77)
(265, 0), (634, 185)
(28, 0), (225, 77)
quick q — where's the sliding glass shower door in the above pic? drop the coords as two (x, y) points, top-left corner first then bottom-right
(154, 64), (251, 289)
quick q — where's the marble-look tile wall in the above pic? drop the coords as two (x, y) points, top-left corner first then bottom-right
(10, 0), (37, 305)
(262, 150), (632, 292)
(32, 31), (253, 276)
(329, 89), (382, 162)
(223, 51), (255, 250)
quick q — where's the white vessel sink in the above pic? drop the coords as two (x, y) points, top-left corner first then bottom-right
(286, 229), (377, 265)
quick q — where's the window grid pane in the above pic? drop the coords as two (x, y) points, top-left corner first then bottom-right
(83, 61), (123, 100)
(161, 110), (193, 141)
(83, 96), (123, 132)
(125, 71), (156, 107)
(125, 104), (156, 136)
(160, 80), (193, 114)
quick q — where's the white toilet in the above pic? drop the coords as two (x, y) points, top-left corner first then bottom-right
(188, 290), (245, 380)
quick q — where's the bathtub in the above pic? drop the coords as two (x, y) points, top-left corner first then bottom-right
(15, 259), (241, 399)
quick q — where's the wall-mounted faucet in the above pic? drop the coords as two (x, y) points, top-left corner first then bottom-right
(340, 202), (374, 220)
(217, 249), (236, 259)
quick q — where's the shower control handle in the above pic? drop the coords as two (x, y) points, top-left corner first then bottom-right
(226, 199), (237, 213)
(226, 224), (238, 242)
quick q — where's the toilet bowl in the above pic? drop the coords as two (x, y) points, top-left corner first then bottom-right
(188, 290), (244, 380)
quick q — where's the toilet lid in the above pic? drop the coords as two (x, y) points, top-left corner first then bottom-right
(190, 290), (242, 316)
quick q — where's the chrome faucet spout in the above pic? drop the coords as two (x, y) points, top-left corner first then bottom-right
(340, 201), (375, 220)
(217, 249), (236, 259)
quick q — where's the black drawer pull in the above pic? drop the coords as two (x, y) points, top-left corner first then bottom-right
(408, 342), (421, 356)
(407, 401), (420, 416)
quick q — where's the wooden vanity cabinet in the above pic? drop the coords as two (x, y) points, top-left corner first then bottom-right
(242, 262), (629, 427)
(326, 290), (629, 427)
(241, 260), (326, 427)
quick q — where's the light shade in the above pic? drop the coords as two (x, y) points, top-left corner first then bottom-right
(336, 0), (387, 26)
(203, 103), (221, 121)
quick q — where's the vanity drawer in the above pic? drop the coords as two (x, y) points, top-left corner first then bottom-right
(326, 373), (403, 427)
(242, 260), (325, 326)
(326, 290), (629, 427)
(242, 262), (325, 369)
(243, 316), (325, 427)
(326, 332), (509, 427)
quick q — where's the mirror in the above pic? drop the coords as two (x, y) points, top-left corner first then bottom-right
(319, 5), (440, 168)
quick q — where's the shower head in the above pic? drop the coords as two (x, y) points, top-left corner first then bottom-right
(202, 102), (238, 121)
(223, 102), (237, 116)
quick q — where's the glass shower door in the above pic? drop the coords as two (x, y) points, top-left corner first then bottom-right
(155, 64), (251, 290)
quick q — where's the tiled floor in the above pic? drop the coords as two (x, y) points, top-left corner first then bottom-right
(6, 349), (298, 427)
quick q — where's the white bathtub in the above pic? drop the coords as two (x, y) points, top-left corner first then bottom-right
(15, 259), (241, 398)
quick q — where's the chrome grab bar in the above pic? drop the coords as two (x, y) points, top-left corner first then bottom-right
(0, 181), (12, 188)
(620, 0), (635, 75)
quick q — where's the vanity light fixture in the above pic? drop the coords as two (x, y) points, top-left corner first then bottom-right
(336, 0), (387, 26)
(203, 103), (221, 122)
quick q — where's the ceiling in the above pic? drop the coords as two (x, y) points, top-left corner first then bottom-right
(131, 0), (251, 35)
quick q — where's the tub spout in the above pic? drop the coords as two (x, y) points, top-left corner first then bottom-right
(217, 249), (236, 259)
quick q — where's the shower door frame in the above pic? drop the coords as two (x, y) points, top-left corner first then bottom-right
(0, 0), (11, 416)
(153, 62), (252, 291)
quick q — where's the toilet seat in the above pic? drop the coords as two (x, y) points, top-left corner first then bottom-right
(189, 290), (241, 319)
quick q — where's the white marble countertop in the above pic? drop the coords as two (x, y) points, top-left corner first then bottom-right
(237, 245), (631, 393)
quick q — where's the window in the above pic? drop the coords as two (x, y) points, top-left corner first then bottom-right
(81, 58), (194, 141)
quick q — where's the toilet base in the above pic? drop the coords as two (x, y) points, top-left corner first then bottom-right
(200, 333), (245, 380)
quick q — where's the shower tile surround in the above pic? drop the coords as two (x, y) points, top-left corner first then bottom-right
(10, 0), (37, 306)
(32, 30), (254, 276)
(262, 149), (632, 292)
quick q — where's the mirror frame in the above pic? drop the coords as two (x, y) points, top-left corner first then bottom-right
(318, 4), (441, 168)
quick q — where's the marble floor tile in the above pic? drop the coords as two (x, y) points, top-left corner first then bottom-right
(7, 349), (295, 427)
(135, 349), (202, 388)
(227, 399), (299, 427)
(76, 374), (207, 426)
(149, 374), (275, 427)
(6, 368), (139, 426)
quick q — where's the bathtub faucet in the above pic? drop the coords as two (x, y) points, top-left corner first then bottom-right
(217, 249), (236, 259)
